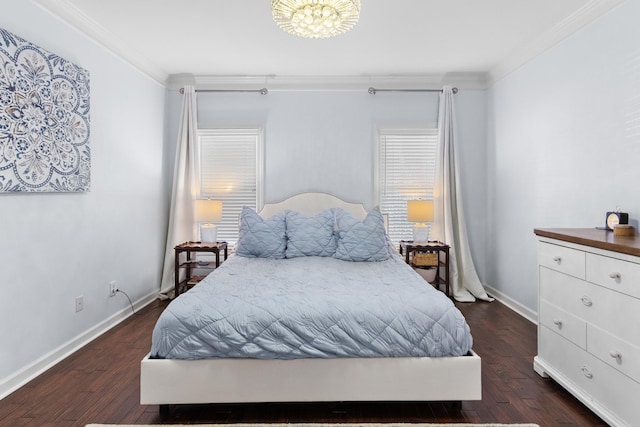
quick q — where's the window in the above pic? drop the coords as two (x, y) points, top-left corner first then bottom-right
(375, 127), (438, 243)
(197, 128), (264, 244)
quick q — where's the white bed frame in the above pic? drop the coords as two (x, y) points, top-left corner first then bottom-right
(141, 193), (481, 412)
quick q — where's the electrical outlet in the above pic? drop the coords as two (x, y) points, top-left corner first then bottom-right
(109, 281), (118, 297)
(75, 295), (84, 312)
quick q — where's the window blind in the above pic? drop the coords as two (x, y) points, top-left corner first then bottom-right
(197, 128), (263, 244)
(377, 128), (438, 243)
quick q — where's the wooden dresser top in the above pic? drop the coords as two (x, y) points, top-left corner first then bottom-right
(534, 228), (640, 258)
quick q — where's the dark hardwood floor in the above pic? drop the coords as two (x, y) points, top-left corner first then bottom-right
(0, 297), (607, 426)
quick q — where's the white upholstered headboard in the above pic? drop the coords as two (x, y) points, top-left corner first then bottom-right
(259, 192), (368, 220)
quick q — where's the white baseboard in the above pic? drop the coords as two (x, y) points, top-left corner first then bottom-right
(483, 284), (538, 324)
(0, 291), (159, 400)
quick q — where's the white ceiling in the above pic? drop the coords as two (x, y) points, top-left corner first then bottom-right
(34, 0), (622, 89)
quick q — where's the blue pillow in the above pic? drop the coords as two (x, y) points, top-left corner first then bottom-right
(334, 208), (390, 262)
(236, 207), (286, 259)
(285, 209), (337, 258)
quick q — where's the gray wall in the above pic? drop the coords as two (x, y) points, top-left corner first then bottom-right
(0, 1), (169, 394)
(487, 0), (640, 312)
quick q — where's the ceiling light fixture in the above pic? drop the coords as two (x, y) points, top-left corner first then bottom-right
(271, 0), (361, 39)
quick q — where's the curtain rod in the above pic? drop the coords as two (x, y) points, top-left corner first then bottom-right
(368, 87), (458, 95)
(179, 87), (268, 95)
(179, 87), (456, 95)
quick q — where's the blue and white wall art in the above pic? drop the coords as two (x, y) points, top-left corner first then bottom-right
(0, 27), (90, 192)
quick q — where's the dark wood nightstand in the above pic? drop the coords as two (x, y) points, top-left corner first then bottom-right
(174, 241), (228, 297)
(399, 240), (450, 296)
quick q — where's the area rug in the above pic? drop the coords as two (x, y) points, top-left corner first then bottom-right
(86, 423), (540, 427)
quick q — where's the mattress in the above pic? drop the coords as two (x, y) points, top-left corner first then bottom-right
(150, 253), (473, 360)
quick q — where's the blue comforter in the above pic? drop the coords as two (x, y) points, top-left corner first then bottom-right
(151, 253), (473, 359)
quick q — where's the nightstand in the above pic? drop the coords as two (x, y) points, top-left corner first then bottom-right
(174, 241), (228, 297)
(399, 240), (450, 296)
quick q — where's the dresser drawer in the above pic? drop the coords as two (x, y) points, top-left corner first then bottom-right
(540, 327), (640, 426)
(580, 281), (640, 347)
(539, 299), (586, 349)
(538, 241), (585, 279)
(586, 253), (640, 299)
(539, 267), (589, 314)
(588, 323), (640, 383)
(540, 267), (640, 345)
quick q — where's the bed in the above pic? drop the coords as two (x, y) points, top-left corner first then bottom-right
(140, 193), (481, 413)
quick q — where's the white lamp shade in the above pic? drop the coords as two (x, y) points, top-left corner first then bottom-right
(407, 199), (433, 243)
(407, 200), (434, 223)
(194, 199), (223, 223)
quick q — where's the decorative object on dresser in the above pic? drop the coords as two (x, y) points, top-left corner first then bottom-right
(399, 240), (450, 296)
(173, 241), (228, 297)
(534, 228), (640, 427)
(613, 224), (635, 236)
(194, 199), (223, 243)
(605, 210), (629, 231)
(407, 199), (434, 243)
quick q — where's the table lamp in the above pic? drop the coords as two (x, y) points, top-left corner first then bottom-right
(194, 199), (223, 243)
(407, 199), (433, 243)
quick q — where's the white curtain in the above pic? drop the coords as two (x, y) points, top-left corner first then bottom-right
(431, 86), (493, 302)
(159, 86), (198, 294)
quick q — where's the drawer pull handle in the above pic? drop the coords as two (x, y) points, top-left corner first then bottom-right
(580, 296), (593, 307)
(581, 366), (593, 379)
(610, 350), (622, 360)
(553, 319), (563, 328)
(552, 256), (562, 264)
(609, 272), (621, 280)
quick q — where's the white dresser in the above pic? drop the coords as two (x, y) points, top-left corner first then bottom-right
(534, 228), (640, 427)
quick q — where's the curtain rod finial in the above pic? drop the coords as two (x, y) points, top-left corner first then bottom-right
(368, 87), (376, 95)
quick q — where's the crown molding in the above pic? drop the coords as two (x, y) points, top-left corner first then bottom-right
(32, 0), (168, 86)
(166, 73), (491, 92)
(489, 0), (624, 84)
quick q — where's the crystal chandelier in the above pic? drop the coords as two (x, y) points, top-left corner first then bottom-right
(271, 0), (361, 39)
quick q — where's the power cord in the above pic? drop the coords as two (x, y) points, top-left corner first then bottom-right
(115, 289), (138, 315)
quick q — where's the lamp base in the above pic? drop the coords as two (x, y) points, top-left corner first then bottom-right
(412, 223), (430, 243)
(200, 224), (218, 243)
